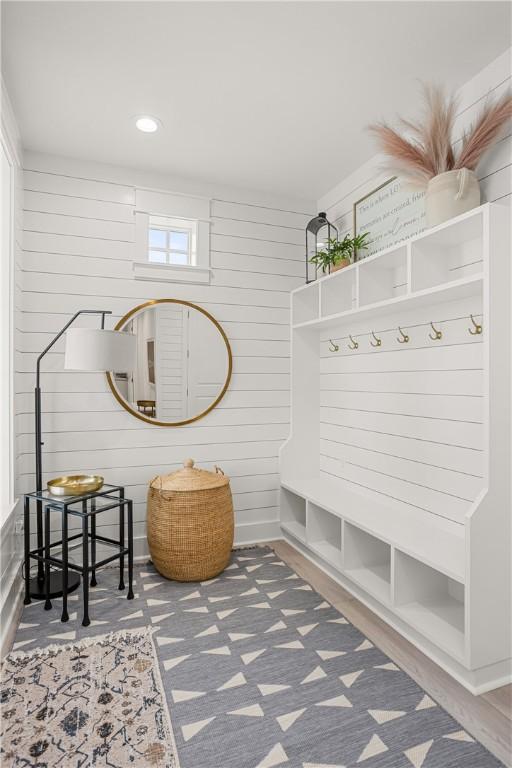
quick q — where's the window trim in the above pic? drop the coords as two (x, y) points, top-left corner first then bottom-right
(134, 208), (211, 284)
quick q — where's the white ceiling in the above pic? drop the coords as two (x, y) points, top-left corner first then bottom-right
(2, 1), (510, 200)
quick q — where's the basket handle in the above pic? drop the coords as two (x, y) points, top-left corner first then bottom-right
(214, 465), (225, 475)
(151, 475), (175, 501)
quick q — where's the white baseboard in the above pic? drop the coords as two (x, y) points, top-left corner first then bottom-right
(132, 520), (281, 560)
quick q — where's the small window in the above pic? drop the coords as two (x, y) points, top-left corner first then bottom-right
(148, 215), (197, 266)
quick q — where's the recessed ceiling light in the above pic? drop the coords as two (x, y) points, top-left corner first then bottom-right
(135, 116), (160, 133)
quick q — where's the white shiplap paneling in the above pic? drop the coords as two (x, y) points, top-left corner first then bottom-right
(18, 158), (313, 551)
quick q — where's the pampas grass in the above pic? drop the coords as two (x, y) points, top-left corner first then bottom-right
(368, 85), (512, 185)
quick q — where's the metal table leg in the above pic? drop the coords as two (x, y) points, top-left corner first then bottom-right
(61, 506), (69, 622)
(44, 505), (52, 611)
(127, 499), (134, 600)
(119, 491), (125, 591)
(90, 498), (97, 588)
(82, 510), (90, 627)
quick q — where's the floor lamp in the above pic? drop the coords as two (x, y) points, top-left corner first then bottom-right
(29, 309), (136, 600)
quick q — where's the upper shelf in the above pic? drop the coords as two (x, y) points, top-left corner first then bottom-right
(292, 204), (486, 330)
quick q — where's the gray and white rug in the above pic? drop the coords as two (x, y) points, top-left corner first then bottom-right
(11, 546), (504, 768)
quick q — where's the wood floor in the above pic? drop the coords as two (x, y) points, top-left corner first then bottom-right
(270, 539), (512, 768)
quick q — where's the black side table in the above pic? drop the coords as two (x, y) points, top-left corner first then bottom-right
(24, 484), (134, 626)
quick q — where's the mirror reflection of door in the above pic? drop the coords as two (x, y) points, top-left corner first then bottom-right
(110, 301), (231, 425)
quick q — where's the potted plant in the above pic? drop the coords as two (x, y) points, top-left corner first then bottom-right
(368, 85), (512, 227)
(310, 232), (370, 274)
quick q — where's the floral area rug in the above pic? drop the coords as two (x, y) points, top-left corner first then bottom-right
(1, 627), (178, 767)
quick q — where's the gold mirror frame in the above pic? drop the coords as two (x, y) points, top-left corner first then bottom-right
(106, 299), (233, 427)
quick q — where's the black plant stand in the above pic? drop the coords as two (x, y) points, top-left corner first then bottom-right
(24, 484), (134, 626)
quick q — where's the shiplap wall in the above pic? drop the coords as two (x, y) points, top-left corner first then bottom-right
(17, 155), (312, 553)
(313, 49), (510, 526)
(319, 294), (484, 525)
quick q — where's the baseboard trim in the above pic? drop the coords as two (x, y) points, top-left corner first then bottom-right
(0, 558), (24, 660)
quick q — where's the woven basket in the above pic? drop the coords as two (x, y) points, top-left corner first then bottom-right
(147, 459), (234, 581)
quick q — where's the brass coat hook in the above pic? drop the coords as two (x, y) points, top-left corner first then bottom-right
(428, 322), (442, 341)
(348, 334), (359, 350)
(370, 330), (382, 348)
(397, 326), (409, 344)
(468, 314), (482, 335)
(328, 339), (339, 352)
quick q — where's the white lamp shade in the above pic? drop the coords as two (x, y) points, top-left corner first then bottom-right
(64, 328), (136, 372)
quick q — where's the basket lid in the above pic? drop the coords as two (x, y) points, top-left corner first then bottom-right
(150, 459), (229, 492)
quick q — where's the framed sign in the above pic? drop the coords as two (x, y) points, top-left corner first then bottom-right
(353, 176), (426, 259)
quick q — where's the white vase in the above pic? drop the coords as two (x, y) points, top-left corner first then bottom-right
(425, 168), (480, 227)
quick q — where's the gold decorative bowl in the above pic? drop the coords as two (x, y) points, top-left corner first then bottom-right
(48, 475), (104, 496)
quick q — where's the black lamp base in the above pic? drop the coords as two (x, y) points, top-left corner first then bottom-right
(28, 571), (81, 601)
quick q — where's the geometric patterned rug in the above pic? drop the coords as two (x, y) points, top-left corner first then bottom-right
(1, 627), (177, 767)
(8, 546), (504, 767)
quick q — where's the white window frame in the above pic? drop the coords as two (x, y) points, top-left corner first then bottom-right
(133, 189), (211, 284)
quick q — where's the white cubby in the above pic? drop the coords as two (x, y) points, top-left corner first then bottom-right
(358, 246), (407, 306)
(394, 550), (465, 661)
(344, 522), (391, 603)
(280, 487), (306, 542)
(321, 267), (357, 317)
(292, 282), (319, 325)
(411, 210), (483, 291)
(307, 502), (343, 569)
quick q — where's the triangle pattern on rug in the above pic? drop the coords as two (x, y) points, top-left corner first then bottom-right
(171, 689), (206, 703)
(443, 730), (474, 742)
(156, 636), (184, 647)
(182, 717), (215, 742)
(368, 708), (406, 724)
(201, 645), (231, 656)
(229, 632), (255, 642)
(416, 695), (436, 710)
(374, 662), (399, 671)
(339, 670), (364, 688)
(301, 666), (327, 684)
(276, 708), (306, 732)
(195, 624), (219, 638)
(242, 649), (266, 665)
(355, 639), (373, 651)
(180, 590), (200, 601)
(143, 581), (164, 591)
(265, 621), (287, 633)
(163, 654), (191, 671)
(119, 610), (143, 622)
(275, 640), (304, 650)
(258, 684), (290, 696)
(255, 743), (289, 768)
(404, 739), (433, 768)
(151, 612), (173, 623)
(217, 609), (238, 619)
(228, 704), (264, 717)
(357, 734), (388, 763)
(297, 623), (318, 636)
(217, 672), (247, 691)
(316, 695), (352, 708)
(316, 650), (346, 660)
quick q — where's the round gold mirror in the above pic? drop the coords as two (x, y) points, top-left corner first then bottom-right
(106, 299), (232, 426)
